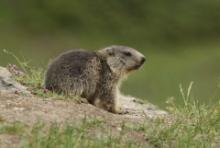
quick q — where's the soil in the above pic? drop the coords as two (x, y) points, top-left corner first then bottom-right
(0, 91), (167, 147)
(0, 92), (167, 125)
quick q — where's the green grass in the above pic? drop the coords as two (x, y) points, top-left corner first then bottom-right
(2, 49), (68, 99)
(0, 121), (26, 135)
(0, 118), (144, 148)
(143, 83), (220, 148)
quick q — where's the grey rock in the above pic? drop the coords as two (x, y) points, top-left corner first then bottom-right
(0, 67), (29, 94)
(120, 95), (168, 119)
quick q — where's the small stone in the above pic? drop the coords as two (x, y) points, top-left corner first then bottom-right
(117, 127), (122, 131)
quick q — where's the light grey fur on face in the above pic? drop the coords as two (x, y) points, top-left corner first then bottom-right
(98, 45), (145, 74)
(45, 45), (145, 114)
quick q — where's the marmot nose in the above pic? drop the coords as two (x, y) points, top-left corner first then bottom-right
(140, 57), (146, 65)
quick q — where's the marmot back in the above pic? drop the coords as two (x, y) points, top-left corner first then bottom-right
(44, 45), (146, 113)
(45, 50), (101, 99)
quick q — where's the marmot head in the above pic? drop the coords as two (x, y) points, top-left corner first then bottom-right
(98, 45), (145, 76)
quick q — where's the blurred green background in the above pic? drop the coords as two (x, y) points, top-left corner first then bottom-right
(0, 0), (220, 107)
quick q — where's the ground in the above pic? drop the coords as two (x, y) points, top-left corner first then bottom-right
(0, 92), (167, 125)
(0, 91), (167, 148)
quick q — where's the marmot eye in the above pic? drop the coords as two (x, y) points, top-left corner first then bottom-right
(123, 51), (132, 56)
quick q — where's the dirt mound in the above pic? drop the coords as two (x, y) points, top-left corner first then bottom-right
(0, 92), (167, 126)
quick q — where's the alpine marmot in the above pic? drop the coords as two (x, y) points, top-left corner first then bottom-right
(44, 45), (145, 113)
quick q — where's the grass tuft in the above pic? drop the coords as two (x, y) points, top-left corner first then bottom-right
(0, 121), (26, 135)
(143, 83), (220, 148)
(3, 49), (66, 99)
(21, 117), (142, 148)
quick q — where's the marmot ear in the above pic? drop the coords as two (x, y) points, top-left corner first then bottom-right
(98, 47), (114, 57)
(106, 48), (115, 56)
